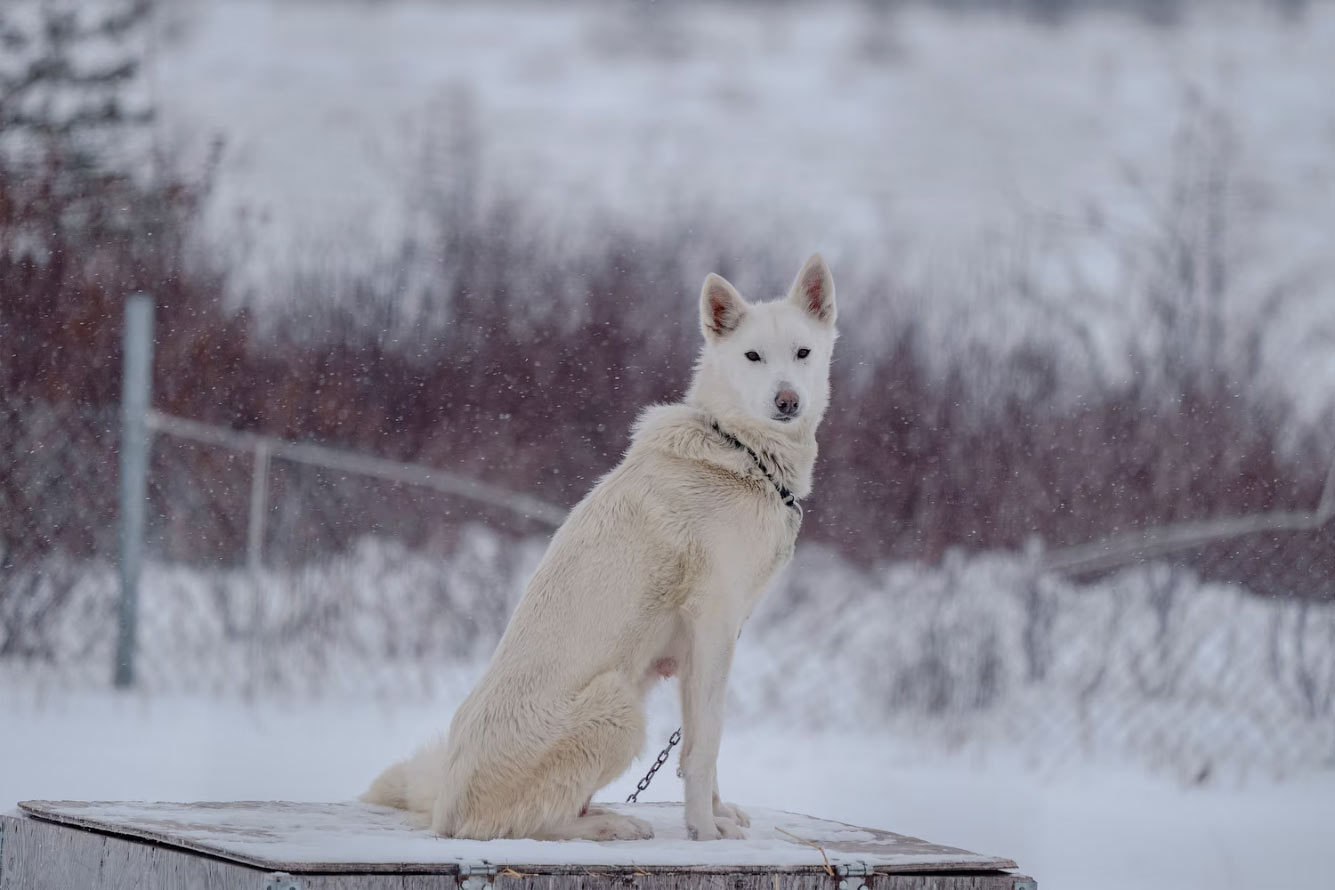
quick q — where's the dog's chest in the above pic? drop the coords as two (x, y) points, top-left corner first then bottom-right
(734, 497), (801, 599)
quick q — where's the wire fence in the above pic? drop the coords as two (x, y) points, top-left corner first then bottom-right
(0, 394), (555, 693)
(736, 543), (1335, 780)
(1, 393), (1333, 776)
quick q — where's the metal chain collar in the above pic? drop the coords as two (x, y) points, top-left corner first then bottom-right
(626, 727), (681, 803)
(709, 420), (803, 517)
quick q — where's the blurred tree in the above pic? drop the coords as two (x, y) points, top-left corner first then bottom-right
(0, 0), (204, 409)
(0, 0), (153, 171)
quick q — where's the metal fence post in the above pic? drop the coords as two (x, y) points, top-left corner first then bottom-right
(247, 439), (271, 572)
(114, 294), (154, 689)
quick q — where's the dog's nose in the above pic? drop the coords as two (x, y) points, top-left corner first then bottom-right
(775, 389), (800, 417)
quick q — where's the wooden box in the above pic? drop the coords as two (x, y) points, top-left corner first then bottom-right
(1, 800), (1034, 889)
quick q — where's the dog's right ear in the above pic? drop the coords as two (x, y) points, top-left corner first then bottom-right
(700, 273), (748, 341)
(788, 253), (836, 326)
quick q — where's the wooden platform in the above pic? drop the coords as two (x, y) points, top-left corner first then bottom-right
(1, 801), (1035, 889)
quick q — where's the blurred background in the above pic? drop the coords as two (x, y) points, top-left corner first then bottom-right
(2, 1), (1334, 887)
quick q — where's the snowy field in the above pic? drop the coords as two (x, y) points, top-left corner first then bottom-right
(151, 0), (1335, 419)
(3, 535), (1334, 889)
(3, 692), (1334, 890)
(158, 0), (1335, 278)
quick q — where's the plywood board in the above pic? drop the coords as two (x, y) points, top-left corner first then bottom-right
(16, 801), (1018, 876)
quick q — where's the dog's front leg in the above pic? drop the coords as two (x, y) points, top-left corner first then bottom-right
(676, 739), (750, 828)
(680, 607), (744, 841)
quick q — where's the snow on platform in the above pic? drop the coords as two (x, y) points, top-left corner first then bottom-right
(15, 800), (1017, 875)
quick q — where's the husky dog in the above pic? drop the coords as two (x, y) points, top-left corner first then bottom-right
(363, 254), (837, 842)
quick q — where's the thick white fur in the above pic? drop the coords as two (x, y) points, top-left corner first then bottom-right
(362, 255), (837, 842)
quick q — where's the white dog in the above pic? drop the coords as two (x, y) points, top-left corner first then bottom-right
(362, 254), (837, 842)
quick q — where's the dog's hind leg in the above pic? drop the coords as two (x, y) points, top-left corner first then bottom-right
(438, 670), (652, 840)
(525, 670), (653, 839)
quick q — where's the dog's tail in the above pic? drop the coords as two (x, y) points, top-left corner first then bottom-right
(360, 760), (410, 809)
(360, 735), (452, 814)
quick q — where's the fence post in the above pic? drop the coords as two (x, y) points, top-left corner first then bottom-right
(247, 439), (271, 572)
(114, 294), (154, 689)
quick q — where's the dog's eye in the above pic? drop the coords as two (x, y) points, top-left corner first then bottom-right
(796, 348), (811, 359)
(745, 351), (762, 362)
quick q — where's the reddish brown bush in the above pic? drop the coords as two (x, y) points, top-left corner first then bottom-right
(2, 145), (1329, 600)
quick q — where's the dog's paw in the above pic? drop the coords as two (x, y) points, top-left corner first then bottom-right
(714, 800), (751, 828)
(714, 815), (746, 839)
(687, 815), (746, 841)
(596, 813), (655, 841)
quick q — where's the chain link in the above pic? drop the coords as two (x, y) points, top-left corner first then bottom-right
(626, 727), (681, 803)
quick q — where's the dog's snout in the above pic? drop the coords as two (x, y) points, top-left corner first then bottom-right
(775, 388), (800, 417)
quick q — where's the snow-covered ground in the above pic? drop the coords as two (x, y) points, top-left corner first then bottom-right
(4, 534), (1334, 888)
(157, 0), (1335, 282)
(3, 691), (1334, 890)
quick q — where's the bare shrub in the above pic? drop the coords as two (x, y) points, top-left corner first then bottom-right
(3, 77), (1329, 606)
(0, 557), (81, 661)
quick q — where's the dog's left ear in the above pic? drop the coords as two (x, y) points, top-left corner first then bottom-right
(788, 253), (836, 326)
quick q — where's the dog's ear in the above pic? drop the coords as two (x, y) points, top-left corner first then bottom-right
(700, 273), (748, 341)
(788, 253), (836, 326)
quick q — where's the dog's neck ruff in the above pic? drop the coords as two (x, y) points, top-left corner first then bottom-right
(710, 420), (802, 517)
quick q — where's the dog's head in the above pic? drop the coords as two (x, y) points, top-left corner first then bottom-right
(689, 254), (837, 432)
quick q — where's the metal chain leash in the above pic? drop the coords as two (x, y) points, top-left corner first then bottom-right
(625, 726), (681, 803)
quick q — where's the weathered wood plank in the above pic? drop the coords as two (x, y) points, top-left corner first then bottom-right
(1, 815), (1033, 890)
(14, 801), (1017, 875)
(1, 815), (425, 890)
(2, 814), (254, 890)
(238, 870), (1037, 890)
(875, 877), (1035, 890)
(446, 872), (1035, 890)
